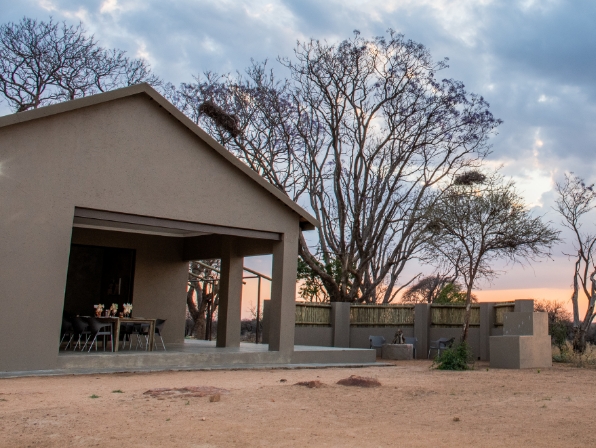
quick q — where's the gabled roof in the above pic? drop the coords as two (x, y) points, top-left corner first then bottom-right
(0, 83), (318, 230)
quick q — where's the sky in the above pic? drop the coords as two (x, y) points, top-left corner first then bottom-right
(2, 0), (595, 316)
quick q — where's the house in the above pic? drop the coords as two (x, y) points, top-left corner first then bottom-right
(0, 84), (374, 373)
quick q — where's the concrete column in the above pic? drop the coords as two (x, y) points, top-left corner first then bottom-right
(216, 238), (244, 348)
(268, 232), (299, 354)
(414, 303), (431, 359)
(479, 302), (495, 361)
(331, 302), (351, 347)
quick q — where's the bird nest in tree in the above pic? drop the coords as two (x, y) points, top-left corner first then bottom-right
(454, 170), (486, 186)
(198, 101), (241, 137)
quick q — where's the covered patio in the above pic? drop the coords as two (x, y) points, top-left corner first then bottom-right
(0, 84), (375, 374)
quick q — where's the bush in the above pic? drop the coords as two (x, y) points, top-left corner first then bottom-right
(433, 341), (473, 371)
(552, 342), (596, 368)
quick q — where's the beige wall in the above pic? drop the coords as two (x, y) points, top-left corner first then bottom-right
(0, 93), (302, 371)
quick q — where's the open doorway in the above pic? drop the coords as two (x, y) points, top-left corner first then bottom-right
(63, 244), (136, 317)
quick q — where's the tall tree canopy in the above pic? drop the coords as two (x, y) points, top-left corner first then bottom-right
(554, 173), (596, 353)
(168, 30), (502, 303)
(425, 170), (559, 341)
(0, 17), (160, 112)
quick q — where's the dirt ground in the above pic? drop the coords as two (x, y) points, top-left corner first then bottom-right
(0, 361), (593, 447)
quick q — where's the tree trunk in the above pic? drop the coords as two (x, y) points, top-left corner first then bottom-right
(573, 328), (586, 353)
(461, 283), (474, 342)
(573, 326), (587, 354)
(186, 285), (209, 338)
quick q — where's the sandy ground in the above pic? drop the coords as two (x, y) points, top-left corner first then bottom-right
(0, 361), (593, 447)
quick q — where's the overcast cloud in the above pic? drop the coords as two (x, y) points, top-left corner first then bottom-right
(2, 0), (594, 296)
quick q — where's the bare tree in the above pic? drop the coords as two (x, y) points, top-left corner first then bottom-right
(187, 260), (220, 339)
(168, 30), (501, 303)
(401, 274), (477, 304)
(0, 17), (160, 112)
(554, 173), (596, 352)
(426, 170), (560, 341)
(401, 274), (451, 303)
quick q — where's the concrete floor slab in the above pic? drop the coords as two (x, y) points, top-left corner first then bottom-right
(0, 340), (381, 378)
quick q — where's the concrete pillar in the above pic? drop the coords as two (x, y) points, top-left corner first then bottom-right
(414, 303), (431, 359)
(216, 238), (244, 348)
(331, 302), (351, 347)
(515, 299), (534, 313)
(479, 302), (495, 361)
(267, 232), (299, 354)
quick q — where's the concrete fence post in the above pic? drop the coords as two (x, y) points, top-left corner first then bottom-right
(331, 302), (351, 347)
(479, 302), (495, 361)
(414, 303), (431, 359)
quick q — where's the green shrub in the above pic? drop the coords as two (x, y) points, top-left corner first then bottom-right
(551, 321), (568, 351)
(434, 341), (473, 371)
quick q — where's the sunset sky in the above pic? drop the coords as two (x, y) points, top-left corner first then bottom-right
(2, 1), (595, 318)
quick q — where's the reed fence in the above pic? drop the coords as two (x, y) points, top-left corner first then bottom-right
(295, 302), (331, 326)
(430, 304), (480, 327)
(350, 305), (415, 326)
(494, 302), (515, 326)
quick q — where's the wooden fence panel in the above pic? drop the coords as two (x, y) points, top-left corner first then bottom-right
(430, 304), (480, 327)
(350, 305), (415, 326)
(295, 303), (331, 326)
(494, 302), (515, 326)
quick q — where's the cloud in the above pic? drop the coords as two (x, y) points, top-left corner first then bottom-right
(1, 0), (593, 294)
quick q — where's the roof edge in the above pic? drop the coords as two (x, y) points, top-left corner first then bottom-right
(0, 84), (319, 230)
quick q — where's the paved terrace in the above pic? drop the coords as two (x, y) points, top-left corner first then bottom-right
(0, 340), (380, 378)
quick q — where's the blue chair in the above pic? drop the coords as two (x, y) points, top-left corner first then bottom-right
(369, 335), (386, 357)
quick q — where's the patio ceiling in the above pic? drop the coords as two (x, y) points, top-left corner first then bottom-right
(73, 207), (281, 240)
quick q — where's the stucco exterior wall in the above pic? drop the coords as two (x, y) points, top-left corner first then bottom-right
(0, 93), (303, 371)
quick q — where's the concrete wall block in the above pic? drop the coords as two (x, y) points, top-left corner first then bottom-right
(503, 312), (548, 337)
(514, 299), (535, 313)
(490, 335), (552, 369)
(519, 335), (552, 369)
(489, 336), (521, 369)
(294, 326), (333, 347)
(382, 344), (413, 360)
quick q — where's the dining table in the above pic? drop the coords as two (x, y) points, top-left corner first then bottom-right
(94, 317), (157, 352)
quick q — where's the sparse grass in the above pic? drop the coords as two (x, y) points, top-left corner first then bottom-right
(90, 394), (99, 399)
(552, 342), (596, 368)
(112, 390), (123, 393)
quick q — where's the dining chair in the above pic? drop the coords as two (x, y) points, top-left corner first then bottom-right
(154, 319), (167, 351)
(71, 317), (91, 351)
(85, 318), (114, 352)
(60, 317), (74, 350)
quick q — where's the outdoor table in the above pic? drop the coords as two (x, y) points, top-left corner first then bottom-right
(95, 317), (156, 352)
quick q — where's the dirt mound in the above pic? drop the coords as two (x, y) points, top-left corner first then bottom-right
(337, 375), (381, 388)
(295, 380), (325, 388)
(143, 386), (229, 398)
